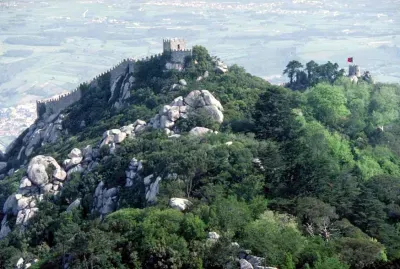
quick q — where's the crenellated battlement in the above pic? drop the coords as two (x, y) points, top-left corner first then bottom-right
(36, 39), (188, 120)
(170, 49), (192, 52)
(163, 38), (188, 52)
(36, 53), (164, 119)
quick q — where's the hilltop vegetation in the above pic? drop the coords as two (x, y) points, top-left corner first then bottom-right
(1, 46), (400, 269)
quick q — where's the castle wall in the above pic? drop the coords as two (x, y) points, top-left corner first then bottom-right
(355, 65), (361, 77)
(171, 50), (192, 64)
(36, 54), (164, 120)
(348, 65), (355, 76)
(36, 89), (82, 119)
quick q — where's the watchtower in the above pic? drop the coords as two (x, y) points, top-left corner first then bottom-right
(348, 64), (361, 77)
(163, 38), (187, 52)
(163, 38), (192, 65)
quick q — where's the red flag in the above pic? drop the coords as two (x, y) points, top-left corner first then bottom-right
(347, 57), (353, 63)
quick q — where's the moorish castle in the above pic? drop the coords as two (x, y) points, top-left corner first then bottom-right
(348, 64), (373, 84)
(36, 39), (192, 120)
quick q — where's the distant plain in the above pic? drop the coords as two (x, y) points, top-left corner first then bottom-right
(0, 0), (399, 106)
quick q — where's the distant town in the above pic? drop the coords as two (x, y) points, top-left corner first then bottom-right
(0, 103), (36, 152)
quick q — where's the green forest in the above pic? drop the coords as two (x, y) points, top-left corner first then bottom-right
(1, 46), (400, 269)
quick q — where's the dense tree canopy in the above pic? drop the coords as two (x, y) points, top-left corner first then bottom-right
(0, 48), (400, 269)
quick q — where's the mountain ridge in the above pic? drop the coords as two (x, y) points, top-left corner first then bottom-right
(0, 43), (400, 269)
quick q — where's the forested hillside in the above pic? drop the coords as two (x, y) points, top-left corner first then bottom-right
(1, 46), (400, 269)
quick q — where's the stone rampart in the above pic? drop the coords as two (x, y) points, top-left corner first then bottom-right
(36, 53), (164, 120)
(170, 49), (192, 64)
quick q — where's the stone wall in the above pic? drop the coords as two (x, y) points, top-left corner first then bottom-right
(36, 89), (82, 119)
(36, 54), (163, 120)
(171, 49), (192, 64)
(348, 64), (361, 77)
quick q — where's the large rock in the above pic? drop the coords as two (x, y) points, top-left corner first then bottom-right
(68, 148), (82, 159)
(207, 231), (220, 244)
(16, 257), (24, 269)
(197, 105), (224, 123)
(19, 177), (32, 188)
(67, 164), (84, 179)
(144, 174), (154, 185)
(246, 255), (266, 268)
(3, 194), (18, 214)
(134, 124), (146, 133)
(82, 145), (93, 159)
(25, 129), (42, 157)
(184, 90), (205, 108)
(66, 198), (81, 212)
(240, 259), (254, 269)
(101, 188), (118, 215)
(146, 176), (161, 203)
(169, 198), (192, 211)
(133, 119), (146, 127)
(202, 90), (223, 111)
(168, 106), (181, 122)
(93, 182), (119, 216)
(114, 132), (127, 143)
(0, 216), (11, 239)
(179, 79), (187, 86)
(208, 232), (220, 240)
(0, 162), (7, 173)
(189, 127), (213, 136)
(17, 197), (33, 211)
(53, 167), (67, 181)
(216, 66), (228, 74)
(27, 155), (64, 187)
(170, 96), (184, 107)
(160, 115), (174, 129)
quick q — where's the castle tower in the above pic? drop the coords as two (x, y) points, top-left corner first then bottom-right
(355, 65), (361, 77)
(348, 64), (361, 78)
(163, 38), (187, 52)
(163, 38), (192, 67)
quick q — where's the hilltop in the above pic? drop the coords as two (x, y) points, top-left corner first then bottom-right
(0, 41), (400, 269)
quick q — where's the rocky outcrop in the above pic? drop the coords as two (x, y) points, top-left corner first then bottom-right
(125, 158), (143, 187)
(196, 70), (209, 82)
(0, 155), (66, 237)
(27, 155), (66, 188)
(238, 249), (277, 269)
(0, 216), (11, 239)
(214, 60), (229, 74)
(15, 257), (39, 269)
(0, 162), (7, 173)
(145, 175), (161, 203)
(207, 231), (221, 244)
(6, 114), (66, 163)
(1, 89), (224, 237)
(92, 182), (119, 216)
(66, 198), (81, 212)
(240, 259), (254, 269)
(252, 158), (265, 171)
(169, 198), (192, 211)
(149, 90), (224, 135)
(99, 120), (147, 154)
(111, 75), (135, 110)
(189, 127), (215, 136)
